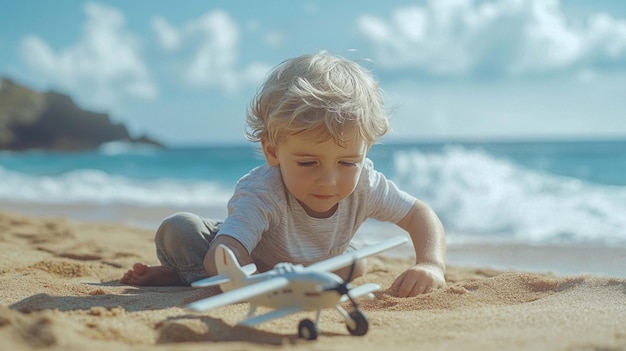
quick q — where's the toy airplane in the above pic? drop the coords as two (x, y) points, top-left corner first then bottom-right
(186, 236), (408, 340)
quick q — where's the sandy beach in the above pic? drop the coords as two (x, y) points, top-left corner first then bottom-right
(1, 209), (626, 351)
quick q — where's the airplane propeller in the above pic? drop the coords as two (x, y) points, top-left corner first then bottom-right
(323, 260), (360, 310)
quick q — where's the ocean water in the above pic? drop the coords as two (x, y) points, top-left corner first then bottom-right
(1, 139), (625, 249)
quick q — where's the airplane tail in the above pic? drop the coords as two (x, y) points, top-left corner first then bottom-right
(191, 244), (256, 288)
(215, 244), (254, 283)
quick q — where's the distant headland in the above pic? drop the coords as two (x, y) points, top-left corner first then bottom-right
(0, 78), (164, 152)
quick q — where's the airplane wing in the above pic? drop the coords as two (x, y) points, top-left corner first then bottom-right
(305, 236), (409, 273)
(191, 264), (258, 288)
(239, 306), (305, 327)
(191, 274), (230, 288)
(186, 276), (289, 312)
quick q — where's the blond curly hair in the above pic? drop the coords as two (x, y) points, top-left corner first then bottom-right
(245, 51), (389, 148)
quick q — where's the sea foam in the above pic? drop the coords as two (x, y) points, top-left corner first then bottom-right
(392, 146), (626, 245)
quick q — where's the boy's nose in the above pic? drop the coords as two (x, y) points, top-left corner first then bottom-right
(317, 167), (337, 186)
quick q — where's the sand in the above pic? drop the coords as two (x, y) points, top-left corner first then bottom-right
(1, 210), (625, 351)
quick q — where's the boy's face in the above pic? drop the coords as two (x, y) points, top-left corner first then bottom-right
(263, 133), (367, 218)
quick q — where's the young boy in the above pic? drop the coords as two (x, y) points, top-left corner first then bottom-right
(121, 51), (446, 297)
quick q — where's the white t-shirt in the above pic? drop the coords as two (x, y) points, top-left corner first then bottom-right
(217, 158), (415, 271)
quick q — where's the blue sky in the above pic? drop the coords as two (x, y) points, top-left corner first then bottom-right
(1, 0), (625, 145)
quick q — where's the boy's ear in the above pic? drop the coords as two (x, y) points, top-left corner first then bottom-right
(262, 140), (280, 167)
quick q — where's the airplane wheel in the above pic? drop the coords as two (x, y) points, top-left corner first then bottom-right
(346, 310), (369, 336)
(298, 319), (318, 340)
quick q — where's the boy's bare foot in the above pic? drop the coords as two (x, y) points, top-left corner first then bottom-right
(120, 263), (185, 286)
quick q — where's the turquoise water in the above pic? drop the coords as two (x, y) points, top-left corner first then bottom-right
(1, 139), (625, 246)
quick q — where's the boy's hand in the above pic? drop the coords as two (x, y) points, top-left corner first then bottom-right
(394, 200), (447, 297)
(391, 264), (445, 297)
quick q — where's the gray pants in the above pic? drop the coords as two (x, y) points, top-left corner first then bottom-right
(155, 212), (222, 284)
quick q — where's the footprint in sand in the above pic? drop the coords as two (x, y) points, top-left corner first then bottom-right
(30, 259), (92, 278)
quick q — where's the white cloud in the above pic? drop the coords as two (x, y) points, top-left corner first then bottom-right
(152, 17), (181, 51)
(584, 12), (626, 60)
(19, 2), (157, 110)
(358, 0), (626, 76)
(152, 10), (271, 93)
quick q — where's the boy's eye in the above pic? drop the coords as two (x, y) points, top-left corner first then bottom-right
(340, 161), (358, 167)
(297, 161), (317, 167)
